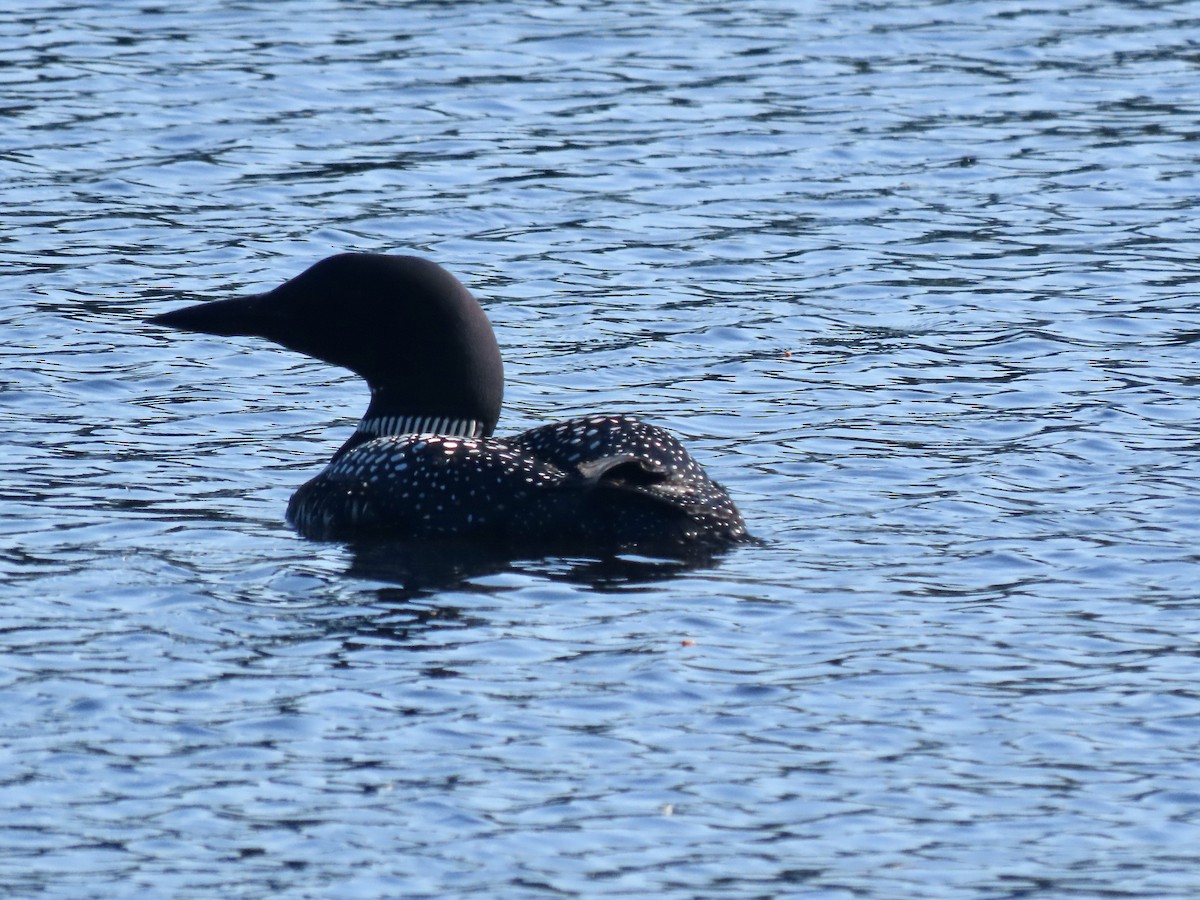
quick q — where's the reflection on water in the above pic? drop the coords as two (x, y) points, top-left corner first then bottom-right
(4, 0), (1200, 897)
(343, 537), (730, 598)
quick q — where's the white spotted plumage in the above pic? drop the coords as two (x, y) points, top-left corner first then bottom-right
(288, 414), (746, 548)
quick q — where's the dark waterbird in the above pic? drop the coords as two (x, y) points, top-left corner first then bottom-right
(148, 254), (747, 555)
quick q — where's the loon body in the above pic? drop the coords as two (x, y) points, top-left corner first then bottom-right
(149, 254), (746, 552)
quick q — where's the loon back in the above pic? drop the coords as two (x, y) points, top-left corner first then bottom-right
(286, 415), (745, 549)
(148, 253), (747, 552)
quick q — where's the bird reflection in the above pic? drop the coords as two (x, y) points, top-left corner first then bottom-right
(343, 535), (732, 600)
(310, 538), (735, 658)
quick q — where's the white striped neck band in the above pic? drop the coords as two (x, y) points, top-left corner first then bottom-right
(357, 415), (486, 439)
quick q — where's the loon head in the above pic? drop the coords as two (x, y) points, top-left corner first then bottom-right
(148, 253), (504, 436)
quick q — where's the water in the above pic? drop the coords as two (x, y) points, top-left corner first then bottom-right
(4, 0), (1200, 895)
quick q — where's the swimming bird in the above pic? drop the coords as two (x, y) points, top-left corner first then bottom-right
(148, 254), (746, 553)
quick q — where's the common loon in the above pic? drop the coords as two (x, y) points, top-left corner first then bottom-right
(148, 254), (747, 552)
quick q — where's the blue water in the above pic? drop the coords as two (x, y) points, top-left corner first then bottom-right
(4, 0), (1200, 896)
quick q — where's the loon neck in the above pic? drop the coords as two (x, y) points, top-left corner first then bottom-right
(356, 413), (486, 440)
(327, 386), (496, 461)
(331, 412), (487, 462)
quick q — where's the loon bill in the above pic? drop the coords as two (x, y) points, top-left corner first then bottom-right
(148, 254), (747, 552)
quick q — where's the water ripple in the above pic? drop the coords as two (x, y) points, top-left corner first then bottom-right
(4, 0), (1200, 896)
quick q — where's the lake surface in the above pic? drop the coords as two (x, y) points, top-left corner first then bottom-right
(4, 0), (1200, 896)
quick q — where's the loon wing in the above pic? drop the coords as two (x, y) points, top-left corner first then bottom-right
(576, 454), (670, 487)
